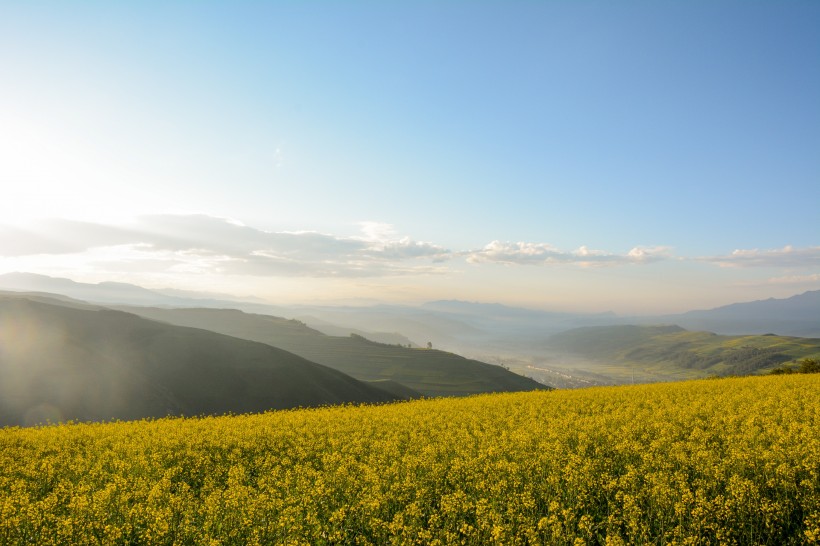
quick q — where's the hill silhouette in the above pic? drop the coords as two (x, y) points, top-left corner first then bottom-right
(114, 306), (548, 397)
(0, 295), (401, 427)
(659, 290), (820, 337)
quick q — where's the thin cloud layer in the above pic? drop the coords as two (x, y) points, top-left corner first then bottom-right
(9, 215), (784, 278)
(765, 273), (820, 285)
(0, 215), (451, 278)
(701, 245), (820, 268)
(465, 241), (672, 267)
(0, 220), (136, 256)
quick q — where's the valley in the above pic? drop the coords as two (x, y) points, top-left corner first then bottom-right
(0, 275), (820, 423)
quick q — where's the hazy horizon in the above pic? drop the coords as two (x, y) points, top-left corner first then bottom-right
(1, 2), (818, 314)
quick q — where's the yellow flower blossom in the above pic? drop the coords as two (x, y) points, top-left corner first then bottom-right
(0, 375), (818, 544)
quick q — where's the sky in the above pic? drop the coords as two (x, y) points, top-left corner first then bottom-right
(0, 1), (818, 314)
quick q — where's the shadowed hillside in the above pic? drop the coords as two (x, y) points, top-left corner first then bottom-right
(115, 306), (548, 397)
(0, 295), (401, 427)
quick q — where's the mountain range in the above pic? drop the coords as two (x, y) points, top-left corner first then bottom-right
(2, 272), (817, 342)
(659, 291), (820, 337)
(1, 272), (818, 401)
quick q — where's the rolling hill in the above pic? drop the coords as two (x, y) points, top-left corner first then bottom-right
(548, 324), (820, 380)
(113, 306), (548, 397)
(0, 294), (402, 427)
(0, 273), (429, 347)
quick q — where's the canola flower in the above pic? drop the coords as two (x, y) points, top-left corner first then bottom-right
(1, 374), (819, 545)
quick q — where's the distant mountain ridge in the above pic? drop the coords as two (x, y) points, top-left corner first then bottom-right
(2, 274), (816, 341)
(2, 273), (818, 390)
(0, 273), (413, 345)
(423, 299), (616, 320)
(0, 272), (268, 309)
(659, 290), (820, 337)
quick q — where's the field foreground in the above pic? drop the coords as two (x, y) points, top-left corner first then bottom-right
(2, 376), (820, 545)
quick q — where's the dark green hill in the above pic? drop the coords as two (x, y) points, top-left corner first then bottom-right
(115, 306), (548, 397)
(363, 380), (424, 399)
(0, 296), (401, 427)
(549, 324), (820, 378)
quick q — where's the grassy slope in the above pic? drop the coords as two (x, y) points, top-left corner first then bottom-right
(117, 306), (547, 397)
(0, 296), (399, 426)
(549, 324), (820, 379)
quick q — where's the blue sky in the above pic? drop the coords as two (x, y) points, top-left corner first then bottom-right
(0, 2), (818, 313)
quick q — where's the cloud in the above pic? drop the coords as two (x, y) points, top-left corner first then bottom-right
(134, 214), (368, 259)
(465, 241), (672, 266)
(700, 245), (820, 268)
(1, 215), (452, 278)
(2, 215), (681, 278)
(219, 252), (450, 278)
(363, 238), (449, 262)
(764, 273), (820, 285)
(0, 220), (136, 256)
(466, 241), (561, 265)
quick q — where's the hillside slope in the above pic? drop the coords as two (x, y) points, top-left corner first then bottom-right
(0, 295), (400, 427)
(116, 306), (548, 397)
(549, 324), (820, 378)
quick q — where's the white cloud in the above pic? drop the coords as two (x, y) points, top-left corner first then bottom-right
(626, 246), (673, 263)
(1, 215), (683, 278)
(764, 273), (820, 285)
(466, 241), (557, 265)
(700, 245), (820, 268)
(465, 241), (672, 266)
(0, 215), (452, 278)
(0, 220), (137, 256)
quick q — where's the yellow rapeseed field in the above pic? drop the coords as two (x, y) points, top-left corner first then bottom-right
(1, 375), (819, 545)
